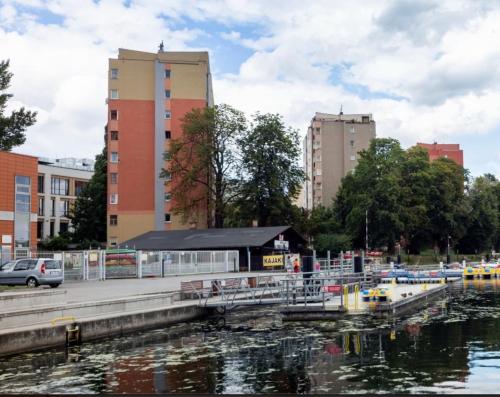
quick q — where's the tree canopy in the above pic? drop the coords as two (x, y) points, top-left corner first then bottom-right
(0, 60), (37, 151)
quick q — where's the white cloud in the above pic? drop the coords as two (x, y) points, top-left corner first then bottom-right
(1, 0), (499, 177)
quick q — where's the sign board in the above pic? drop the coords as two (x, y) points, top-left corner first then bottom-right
(325, 285), (342, 294)
(1, 235), (12, 244)
(274, 240), (289, 250)
(263, 255), (284, 267)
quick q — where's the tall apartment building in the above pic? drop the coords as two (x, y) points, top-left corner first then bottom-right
(107, 48), (214, 246)
(303, 112), (376, 209)
(417, 142), (464, 166)
(37, 158), (94, 241)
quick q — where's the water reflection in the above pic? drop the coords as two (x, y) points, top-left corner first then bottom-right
(2, 281), (500, 393)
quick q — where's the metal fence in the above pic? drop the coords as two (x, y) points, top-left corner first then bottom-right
(9, 250), (239, 282)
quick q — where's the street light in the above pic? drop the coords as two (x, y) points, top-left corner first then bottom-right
(447, 235), (451, 264)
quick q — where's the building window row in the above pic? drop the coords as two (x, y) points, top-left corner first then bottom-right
(110, 89), (119, 99)
(110, 193), (118, 205)
(110, 152), (119, 163)
(110, 215), (118, 226)
(165, 130), (171, 139)
(165, 110), (171, 119)
(38, 197), (44, 216)
(110, 173), (118, 184)
(51, 177), (69, 196)
(110, 131), (119, 140)
(165, 69), (171, 79)
(110, 110), (118, 120)
(111, 68), (118, 79)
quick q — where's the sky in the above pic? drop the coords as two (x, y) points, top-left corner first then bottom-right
(1, 0), (500, 177)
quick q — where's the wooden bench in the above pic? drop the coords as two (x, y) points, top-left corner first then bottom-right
(180, 280), (210, 300)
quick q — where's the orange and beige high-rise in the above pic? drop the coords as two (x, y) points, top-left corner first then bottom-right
(106, 48), (213, 247)
(303, 112), (376, 209)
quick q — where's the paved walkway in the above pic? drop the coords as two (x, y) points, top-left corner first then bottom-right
(50, 271), (287, 304)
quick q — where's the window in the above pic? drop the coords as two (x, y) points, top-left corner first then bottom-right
(110, 173), (118, 184)
(164, 213), (171, 222)
(14, 260), (30, 271)
(59, 222), (69, 234)
(50, 221), (55, 237)
(350, 155), (356, 161)
(110, 131), (119, 140)
(75, 180), (87, 196)
(37, 220), (43, 239)
(350, 127), (355, 133)
(110, 110), (118, 120)
(51, 177), (69, 195)
(165, 130), (171, 139)
(38, 175), (44, 193)
(165, 110), (171, 119)
(165, 69), (171, 78)
(110, 215), (118, 226)
(59, 200), (69, 217)
(15, 176), (31, 213)
(110, 152), (119, 163)
(315, 127), (320, 132)
(38, 197), (44, 216)
(51, 198), (55, 217)
(15, 176), (30, 185)
(362, 116), (369, 123)
(164, 192), (171, 201)
(110, 89), (119, 99)
(165, 89), (171, 98)
(350, 140), (355, 147)
(110, 193), (118, 204)
(111, 68), (118, 79)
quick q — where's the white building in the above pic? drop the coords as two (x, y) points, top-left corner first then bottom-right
(37, 159), (94, 240)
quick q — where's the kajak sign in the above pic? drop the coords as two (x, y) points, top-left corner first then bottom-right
(263, 254), (284, 267)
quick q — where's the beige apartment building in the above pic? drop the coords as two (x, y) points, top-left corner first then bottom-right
(303, 112), (376, 209)
(106, 47), (214, 246)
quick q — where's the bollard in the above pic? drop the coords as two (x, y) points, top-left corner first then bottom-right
(343, 285), (349, 311)
(354, 284), (359, 310)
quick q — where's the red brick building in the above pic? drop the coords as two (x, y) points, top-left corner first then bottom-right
(0, 151), (38, 261)
(417, 142), (464, 166)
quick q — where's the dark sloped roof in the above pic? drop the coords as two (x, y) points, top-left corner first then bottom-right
(121, 226), (302, 250)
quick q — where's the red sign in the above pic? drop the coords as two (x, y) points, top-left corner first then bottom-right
(325, 285), (342, 293)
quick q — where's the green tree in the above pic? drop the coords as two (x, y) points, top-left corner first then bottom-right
(234, 113), (305, 226)
(313, 233), (352, 256)
(334, 138), (405, 251)
(399, 146), (433, 253)
(0, 60), (37, 150)
(427, 157), (468, 253)
(163, 104), (246, 228)
(458, 174), (498, 253)
(70, 147), (107, 243)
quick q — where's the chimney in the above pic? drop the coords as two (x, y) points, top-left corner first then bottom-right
(252, 220), (258, 227)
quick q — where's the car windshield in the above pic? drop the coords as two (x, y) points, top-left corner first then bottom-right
(0, 262), (15, 271)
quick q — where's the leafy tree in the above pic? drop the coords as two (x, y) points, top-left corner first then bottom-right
(399, 146), (433, 253)
(234, 113), (305, 226)
(38, 234), (72, 251)
(427, 157), (468, 253)
(163, 104), (246, 228)
(313, 233), (352, 256)
(334, 138), (405, 251)
(458, 174), (498, 253)
(70, 147), (107, 243)
(0, 60), (37, 150)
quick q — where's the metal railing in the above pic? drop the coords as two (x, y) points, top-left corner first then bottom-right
(7, 249), (239, 282)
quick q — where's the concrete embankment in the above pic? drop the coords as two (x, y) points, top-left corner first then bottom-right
(0, 290), (211, 357)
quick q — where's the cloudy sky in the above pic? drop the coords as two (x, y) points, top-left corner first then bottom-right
(1, 0), (500, 177)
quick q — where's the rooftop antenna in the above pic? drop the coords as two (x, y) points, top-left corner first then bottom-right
(158, 41), (164, 53)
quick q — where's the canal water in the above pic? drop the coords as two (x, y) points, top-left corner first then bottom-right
(1, 280), (500, 394)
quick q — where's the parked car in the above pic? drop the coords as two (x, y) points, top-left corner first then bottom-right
(0, 258), (63, 288)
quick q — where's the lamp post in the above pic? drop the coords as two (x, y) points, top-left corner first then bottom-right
(447, 235), (451, 264)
